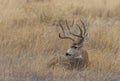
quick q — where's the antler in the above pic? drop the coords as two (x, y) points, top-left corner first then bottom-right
(66, 20), (82, 37)
(59, 22), (75, 41)
(80, 20), (87, 35)
(66, 20), (87, 39)
(58, 20), (88, 41)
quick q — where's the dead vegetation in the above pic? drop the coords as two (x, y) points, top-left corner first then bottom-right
(0, 0), (120, 81)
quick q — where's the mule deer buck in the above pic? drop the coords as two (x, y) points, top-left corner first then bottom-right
(48, 20), (89, 70)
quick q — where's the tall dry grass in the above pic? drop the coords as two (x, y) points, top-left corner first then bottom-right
(0, 0), (120, 81)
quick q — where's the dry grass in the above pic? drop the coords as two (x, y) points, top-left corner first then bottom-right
(0, 0), (120, 81)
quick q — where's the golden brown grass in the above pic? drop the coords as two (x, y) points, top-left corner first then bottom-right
(0, 0), (120, 81)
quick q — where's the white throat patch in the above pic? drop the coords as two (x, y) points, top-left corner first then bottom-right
(67, 48), (77, 55)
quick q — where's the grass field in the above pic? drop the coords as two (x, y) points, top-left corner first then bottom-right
(0, 0), (120, 81)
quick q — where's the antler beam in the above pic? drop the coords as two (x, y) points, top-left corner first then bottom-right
(59, 22), (75, 41)
(58, 20), (87, 41)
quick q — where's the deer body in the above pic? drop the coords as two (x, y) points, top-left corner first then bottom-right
(64, 46), (89, 69)
(48, 20), (89, 69)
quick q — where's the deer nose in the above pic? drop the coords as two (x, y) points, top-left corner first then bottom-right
(65, 53), (71, 56)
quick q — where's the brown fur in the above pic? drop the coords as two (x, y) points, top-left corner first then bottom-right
(47, 47), (89, 70)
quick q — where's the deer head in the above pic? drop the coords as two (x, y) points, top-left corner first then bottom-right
(59, 20), (89, 57)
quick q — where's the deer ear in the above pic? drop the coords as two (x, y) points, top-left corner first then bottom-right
(84, 33), (89, 42)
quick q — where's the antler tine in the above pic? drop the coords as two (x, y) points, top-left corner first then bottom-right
(59, 33), (74, 41)
(66, 20), (81, 37)
(65, 20), (70, 31)
(76, 24), (83, 38)
(80, 20), (86, 35)
(59, 21), (75, 41)
(59, 23), (65, 36)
